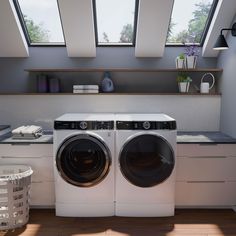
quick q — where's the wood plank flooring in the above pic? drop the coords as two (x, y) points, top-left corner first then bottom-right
(1, 209), (236, 236)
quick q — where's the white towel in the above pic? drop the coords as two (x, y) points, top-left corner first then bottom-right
(12, 125), (42, 135)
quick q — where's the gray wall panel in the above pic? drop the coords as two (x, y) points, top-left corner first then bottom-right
(217, 15), (236, 138)
(0, 47), (217, 93)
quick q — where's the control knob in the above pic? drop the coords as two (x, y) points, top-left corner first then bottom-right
(79, 121), (88, 130)
(143, 121), (151, 130)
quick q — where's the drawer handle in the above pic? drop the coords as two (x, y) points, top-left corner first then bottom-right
(199, 143), (218, 146)
(0, 156), (49, 159)
(31, 181), (43, 184)
(187, 181), (225, 183)
(11, 143), (31, 146)
(188, 156), (227, 159)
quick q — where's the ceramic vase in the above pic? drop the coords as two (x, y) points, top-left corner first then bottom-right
(178, 82), (190, 93)
(175, 57), (185, 69)
(185, 56), (197, 69)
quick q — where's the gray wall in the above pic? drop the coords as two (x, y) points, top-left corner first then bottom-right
(0, 46), (220, 132)
(217, 15), (236, 138)
(0, 95), (221, 131)
(0, 47), (217, 93)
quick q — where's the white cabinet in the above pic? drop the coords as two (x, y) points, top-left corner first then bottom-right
(0, 143), (55, 207)
(176, 144), (236, 207)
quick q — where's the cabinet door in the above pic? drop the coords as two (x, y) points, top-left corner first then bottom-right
(176, 144), (236, 207)
(0, 143), (55, 207)
(30, 181), (55, 207)
(0, 155), (54, 182)
(177, 144), (236, 157)
(0, 144), (53, 157)
(176, 156), (236, 181)
(176, 182), (236, 206)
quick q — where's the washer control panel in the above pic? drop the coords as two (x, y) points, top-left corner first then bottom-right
(54, 121), (114, 130)
(116, 121), (176, 130)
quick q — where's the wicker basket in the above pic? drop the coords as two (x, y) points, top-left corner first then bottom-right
(0, 165), (33, 230)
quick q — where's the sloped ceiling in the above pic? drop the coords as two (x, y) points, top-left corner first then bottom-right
(0, 0), (28, 57)
(202, 0), (236, 57)
(0, 0), (236, 58)
(135, 0), (174, 57)
(58, 0), (96, 57)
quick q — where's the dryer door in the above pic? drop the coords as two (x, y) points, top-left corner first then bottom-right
(56, 134), (111, 187)
(119, 134), (174, 187)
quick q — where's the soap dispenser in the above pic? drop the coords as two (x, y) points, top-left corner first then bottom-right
(101, 71), (114, 92)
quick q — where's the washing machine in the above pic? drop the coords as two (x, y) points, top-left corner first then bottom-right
(115, 113), (177, 217)
(53, 113), (115, 217)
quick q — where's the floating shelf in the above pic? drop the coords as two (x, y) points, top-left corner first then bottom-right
(25, 68), (223, 73)
(0, 93), (222, 96)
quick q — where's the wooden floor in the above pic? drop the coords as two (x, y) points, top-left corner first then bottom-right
(1, 209), (236, 236)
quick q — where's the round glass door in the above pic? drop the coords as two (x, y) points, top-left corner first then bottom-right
(56, 134), (111, 187)
(119, 134), (174, 187)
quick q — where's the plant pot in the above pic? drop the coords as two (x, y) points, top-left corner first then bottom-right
(175, 57), (185, 69)
(185, 56), (197, 69)
(178, 82), (190, 93)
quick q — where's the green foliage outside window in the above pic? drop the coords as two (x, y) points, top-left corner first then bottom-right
(24, 15), (49, 43)
(167, 2), (212, 44)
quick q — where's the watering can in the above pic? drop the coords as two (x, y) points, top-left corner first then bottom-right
(195, 73), (215, 94)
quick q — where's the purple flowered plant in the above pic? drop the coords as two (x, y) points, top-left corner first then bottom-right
(184, 44), (200, 56)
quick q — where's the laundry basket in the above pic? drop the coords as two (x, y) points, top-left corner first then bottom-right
(0, 165), (33, 230)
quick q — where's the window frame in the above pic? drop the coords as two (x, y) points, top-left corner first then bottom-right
(165, 0), (219, 47)
(13, 0), (66, 47)
(93, 0), (139, 47)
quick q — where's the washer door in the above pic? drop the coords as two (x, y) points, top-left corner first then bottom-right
(56, 134), (111, 187)
(119, 134), (174, 188)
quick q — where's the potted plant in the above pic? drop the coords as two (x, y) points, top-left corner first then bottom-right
(175, 53), (185, 69)
(184, 44), (199, 69)
(177, 73), (192, 93)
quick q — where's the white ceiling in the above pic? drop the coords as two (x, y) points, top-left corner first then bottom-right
(0, 0), (28, 57)
(0, 0), (235, 58)
(58, 0), (96, 57)
(202, 0), (236, 57)
(135, 0), (174, 57)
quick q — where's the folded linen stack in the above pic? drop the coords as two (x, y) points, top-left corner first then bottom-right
(73, 85), (99, 94)
(12, 125), (43, 139)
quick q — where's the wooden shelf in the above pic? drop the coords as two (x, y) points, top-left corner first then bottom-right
(25, 68), (223, 73)
(0, 93), (221, 96)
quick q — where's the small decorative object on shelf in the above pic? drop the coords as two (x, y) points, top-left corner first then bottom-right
(184, 44), (200, 69)
(49, 78), (60, 93)
(73, 85), (99, 93)
(37, 74), (48, 93)
(101, 71), (114, 92)
(200, 73), (215, 94)
(177, 73), (192, 93)
(175, 53), (185, 69)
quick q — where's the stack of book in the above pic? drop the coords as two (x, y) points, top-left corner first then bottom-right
(73, 85), (99, 94)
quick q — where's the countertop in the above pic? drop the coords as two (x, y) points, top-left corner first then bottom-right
(0, 131), (235, 144)
(0, 132), (53, 144)
(177, 131), (236, 144)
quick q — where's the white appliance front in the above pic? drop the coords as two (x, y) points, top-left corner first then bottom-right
(53, 113), (115, 217)
(115, 113), (177, 217)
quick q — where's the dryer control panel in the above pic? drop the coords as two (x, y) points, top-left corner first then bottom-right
(54, 121), (114, 130)
(116, 121), (176, 130)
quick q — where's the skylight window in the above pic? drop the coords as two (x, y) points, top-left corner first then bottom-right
(94, 0), (138, 46)
(166, 0), (217, 45)
(15, 0), (64, 45)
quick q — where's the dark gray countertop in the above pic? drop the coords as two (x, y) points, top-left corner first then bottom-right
(0, 131), (235, 144)
(177, 131), (236, 144)
(0, 132), (53, 144)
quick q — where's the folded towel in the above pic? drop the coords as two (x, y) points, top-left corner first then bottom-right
(73, 85), (99, 90)
(12, 125), (42, 136)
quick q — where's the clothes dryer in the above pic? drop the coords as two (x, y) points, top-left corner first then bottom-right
(115, 113), (177, 217)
